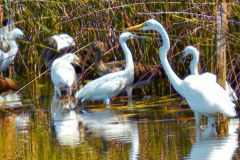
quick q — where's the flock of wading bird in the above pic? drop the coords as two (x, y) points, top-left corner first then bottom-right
(0, 19), (238, 127)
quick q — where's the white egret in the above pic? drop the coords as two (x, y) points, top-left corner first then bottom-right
(0, 28), (24, 72)
(51, 53), (80, 97)
(182, 46), (238, 101)
(127, 19), (236, 126)
(75, 32), (139, 106)
(43, 33), (76, 68)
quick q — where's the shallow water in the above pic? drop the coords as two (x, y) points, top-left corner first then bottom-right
(0, 90), (239, 160)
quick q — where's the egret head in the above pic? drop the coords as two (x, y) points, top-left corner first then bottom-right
(9, 28), (24, 40)
(127, 19), (160, 31)
(51, 34), (76, 51)
(182, 46), (200, 62)
(57, 34), (76, 47)
(61, 53), (80, 65)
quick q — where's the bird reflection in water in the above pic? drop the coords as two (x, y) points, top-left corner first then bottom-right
(51, 95), (81, 146)
(0, 92), (22, 107)
(15, 113), (30, 133)
(78, 109), (139, 160)
(51, 95), (139, 159)
(184, 119), (239, 160)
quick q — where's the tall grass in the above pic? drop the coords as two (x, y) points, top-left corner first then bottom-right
(1, 0), (239, 98)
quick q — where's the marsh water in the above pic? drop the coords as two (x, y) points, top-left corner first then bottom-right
(0, 77), (239, 160)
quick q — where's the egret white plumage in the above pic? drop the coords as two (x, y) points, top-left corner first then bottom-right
(43, 33), (76, 68)
(51, 34), (76, 52)
(182, 46), (238, 101)
(127, 19), (236, 126)
(75, 32), (138, 106)
(0, 15), (16, 52)
(51, 53), (79, 97)
(0, 28), (24, 72)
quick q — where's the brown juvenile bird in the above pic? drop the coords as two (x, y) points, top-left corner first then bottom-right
(0, 76), (20, 93)
(92, 41), (162, 83)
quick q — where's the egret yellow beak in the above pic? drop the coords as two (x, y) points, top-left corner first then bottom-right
(127, 23), (146, 31)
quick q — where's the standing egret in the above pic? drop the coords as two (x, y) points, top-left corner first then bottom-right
(0, 28), (24, 72)
(127, 19), (236, 126)
(75, 32), (140, 106)
(182, 46), (238, 101)
(51, 53), (80, 97)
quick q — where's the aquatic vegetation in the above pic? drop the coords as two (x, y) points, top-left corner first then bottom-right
(0, 0), (236, 99)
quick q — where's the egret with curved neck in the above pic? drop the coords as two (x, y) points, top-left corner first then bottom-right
(127, 19), (236, 126)
(75, 32), (137, 107)
(51, 53), (80, 97)
(182, 46), (238, 101)
(0, 28), (24, 72)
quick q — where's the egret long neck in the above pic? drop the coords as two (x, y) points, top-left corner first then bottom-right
(190, 49), (199, 75)
(120, 42), (134, 72)
(8, 40), (18, 57)
(156, 24), (183, 94)
(190, 53), (199, 75)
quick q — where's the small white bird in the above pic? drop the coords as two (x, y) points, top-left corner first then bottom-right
(75, 32), (139, 106)
(43, 33), (76, 68)
(182, 46), (238, 101)
(51, 53), (79, 97)
(0, 28), (24, 72)
(127, 19), (236, 126)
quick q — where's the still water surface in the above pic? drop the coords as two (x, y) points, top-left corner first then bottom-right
(0, 91), (239, 160)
